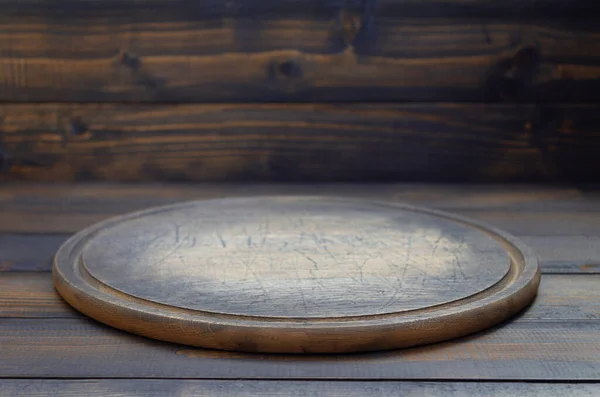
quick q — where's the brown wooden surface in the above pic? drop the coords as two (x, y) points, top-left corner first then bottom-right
(1, 104), (599, 182)
(5, 209), (598, 236)
(0, 3), (598, 102)
(2, 183), (599, 213)
(1, 184), (600, 273)
(52, 196), (539, 353)
(70, 198), (518, 317)
(1, 379), (599, 397)
(0, 273), (79, 318)
(0, 183), (599, 388)
(1, 318), (599, 379)
(2, 273), (598, 321)
(4, 233), (600, 273)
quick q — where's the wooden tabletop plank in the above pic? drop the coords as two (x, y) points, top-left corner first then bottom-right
(1, 184), (599, 272)
(2, 233), (599, 273)
(520, 236), (600, 273)
(0, 273), (78, 318)
(1, 273), (599, 321)
(1, 316), (599, 379)
(0, 234), (64, 272)
(1, 184), (600, 235)
(7, 210), (600, 235)
(2, 184), (598, 212)
(2, 104), (599, 183)
(0, 379), (598, 397)
(5, 204), (600, 229)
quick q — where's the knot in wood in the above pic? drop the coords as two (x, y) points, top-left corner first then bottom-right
(69, 118), (88, 136)
(487, 45), (541, 100)
(118, 51), (140, 70)
(274, 60), (302, 79)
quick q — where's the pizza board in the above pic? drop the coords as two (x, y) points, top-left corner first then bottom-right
(53, 196), (540, 354)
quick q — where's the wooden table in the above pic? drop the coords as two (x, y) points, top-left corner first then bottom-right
(1, 183), (600, 396)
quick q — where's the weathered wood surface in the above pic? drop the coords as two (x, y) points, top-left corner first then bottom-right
(2, 183), (600, 230)
(4, 209), (599, 236)
(0, 183), (598, 383)
(1, 317), (599, 379)
(1, 104), (600, 182)
(52, 196), (540, 353)
(2, 234), (598, 273)
(3, 0), (599, 16)
(64, 198), (524, 318)
(1, 273), (597, 321)
(1, 379), (599, 397)
(0, 1), (598, 102)
(0, 234), (64, 272)
(2, 183), (598, 212)
(1, 184), (599, 272)
(0, 273), (78, 318)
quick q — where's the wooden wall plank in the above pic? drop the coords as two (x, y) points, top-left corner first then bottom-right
(1, 317), (599, 379)
(3, 0), (599, 17)
(2, 273), (598, 320)
(1, 104), (599, 182)
(0, 379), (598, 397)
(0, 0), (598, 102)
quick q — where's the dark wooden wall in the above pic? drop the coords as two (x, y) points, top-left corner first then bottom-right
(0, 0), (599, 182)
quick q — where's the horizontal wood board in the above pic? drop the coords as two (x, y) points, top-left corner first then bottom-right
(1, 273), (597, 320)
(3, 0), (600, 16)
(4, 211), (598, 236)
(1, 317), (599, 379)
(1, 380), (599, 397)
(2, 183), (598, 212)
(1, 183), (599, 272)
(0, 183), (599, 382)
(2, 233), (598, 273)
(0, 0), (599, 101)
(1, 104), (600, 182)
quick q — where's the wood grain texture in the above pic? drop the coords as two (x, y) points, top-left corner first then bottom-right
(52, 196), (539, 353)
(2, 183), (598, 212)
(74, 198), (517, 317)
(1, 104), (600, 182)
(0, 1), (598, 102)
(2, 273), (598, 321)
(3, 234), (599, 273)
(0, 273), (77, 318)
(1, 184), (600, 273)
(1, 379), (599, 397)
(0, 234), (64, 272)
(5, 210), (600, 236)
(1, 317), (599, 379)
(3, 0), (599, 16)
(520, 236), (600, 273)
(3, 204), (600, 235)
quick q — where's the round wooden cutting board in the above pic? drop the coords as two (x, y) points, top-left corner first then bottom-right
(53, 196), (540, 354)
